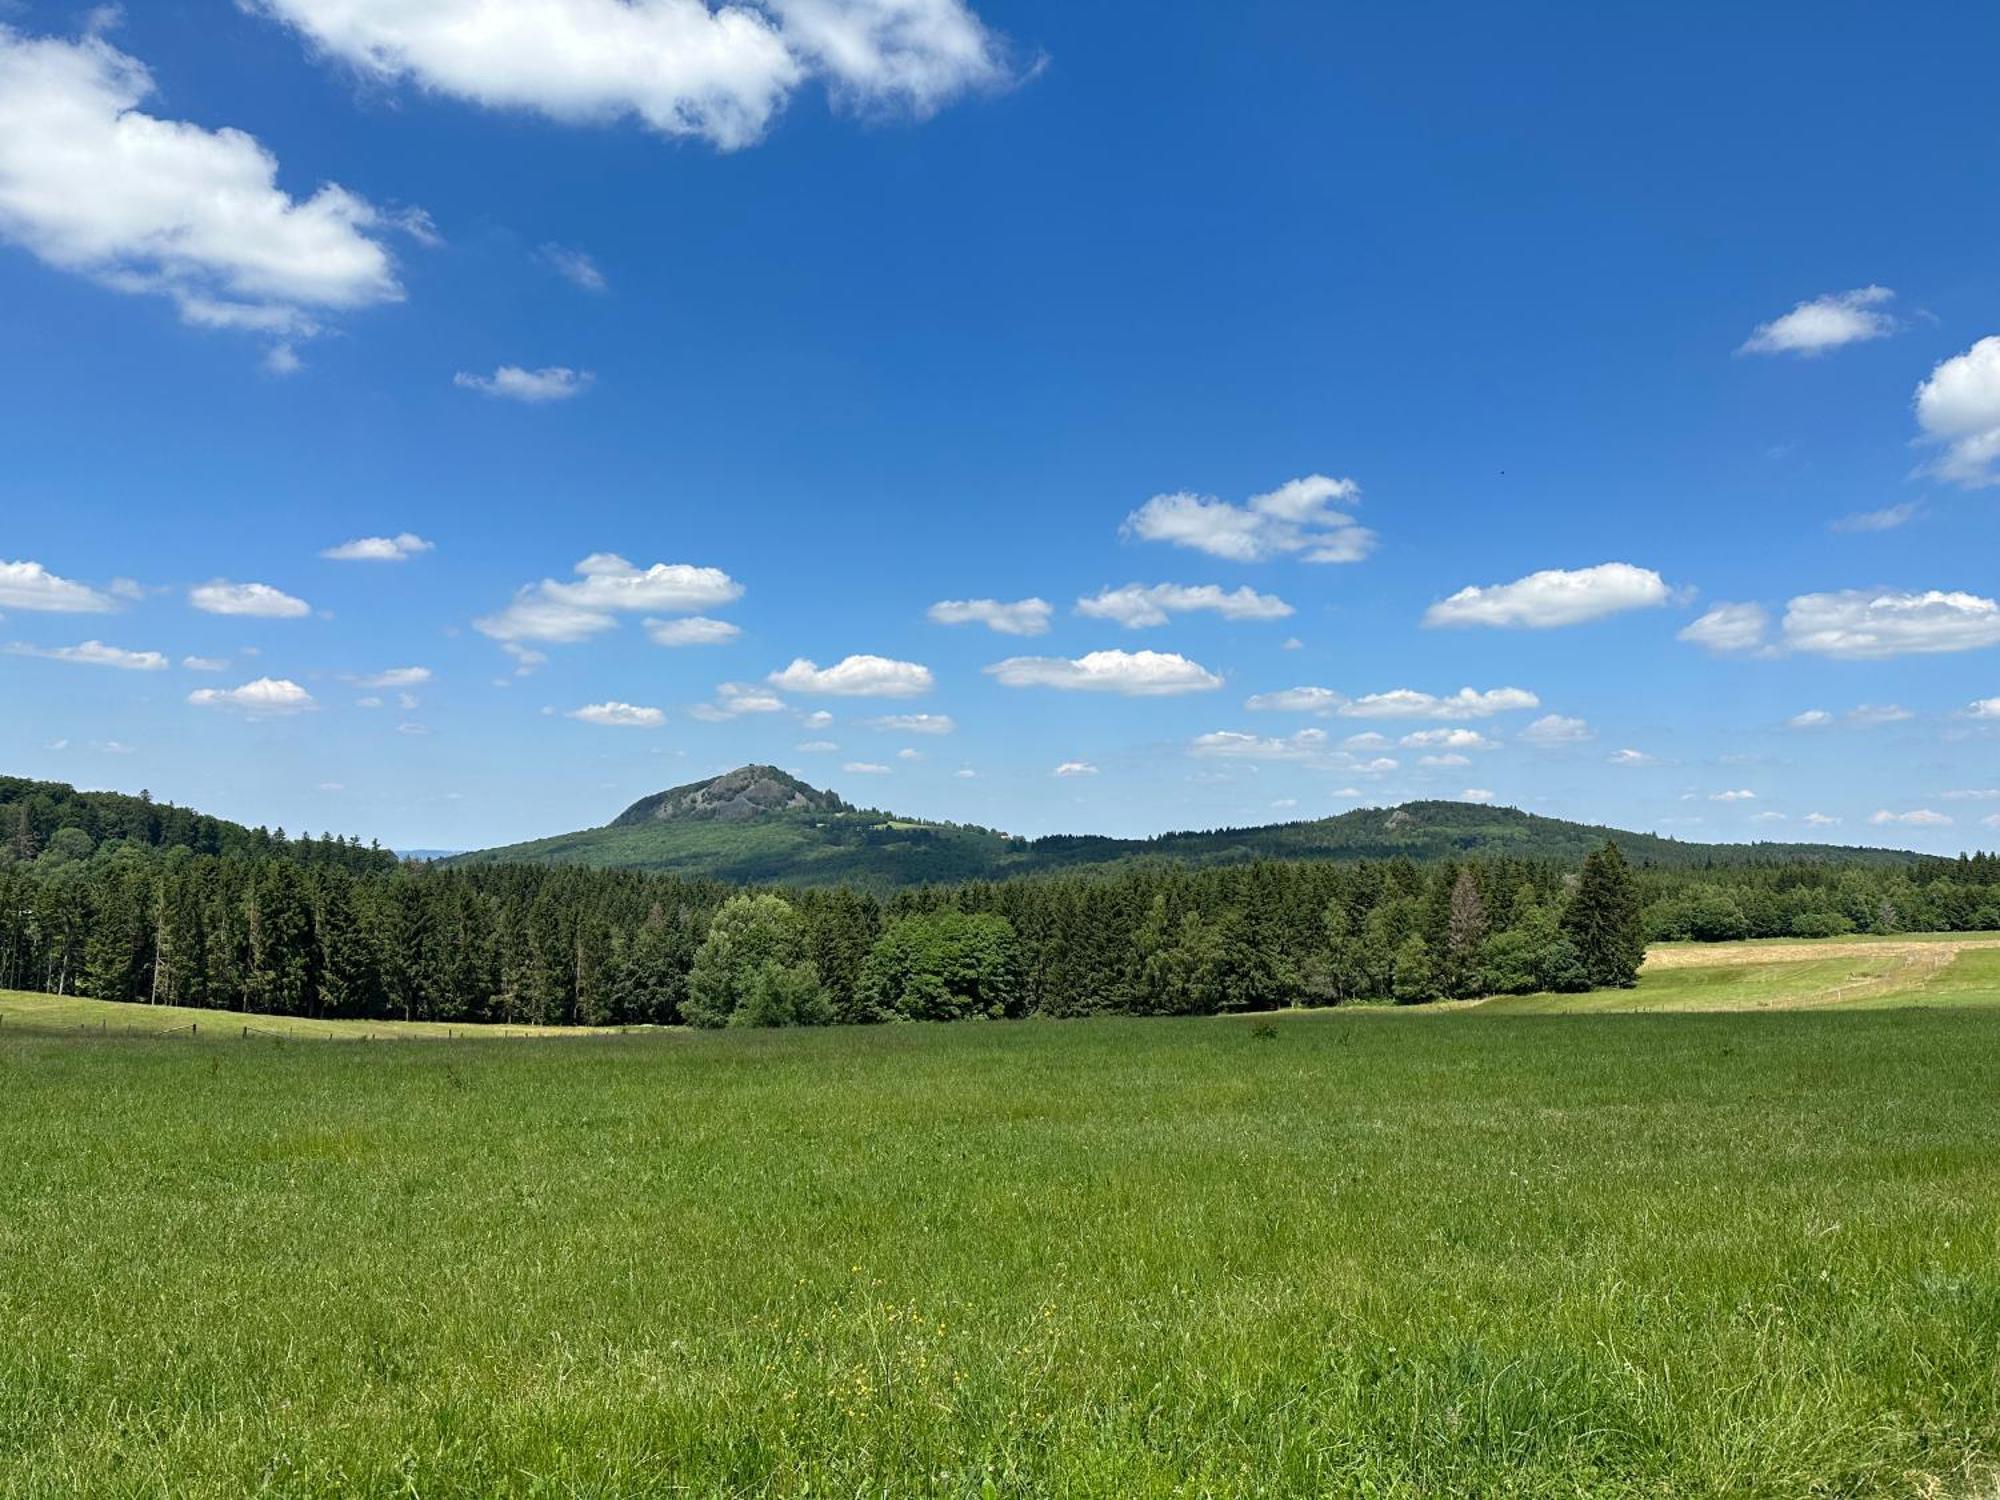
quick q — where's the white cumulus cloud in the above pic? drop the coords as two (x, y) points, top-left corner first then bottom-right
(477, 553), (743, 644)
(770, 654), (933, 697)
(1400, 728), (1497, 751)
(189, 580), (311, 618)
(321, 532), (434, 561)
(1739, 286), (1897, 356)
(1052, 761), (1098, 777)
(0, 26), (410, 337)
(1781, 589), (2000, 659)
(0, 560), (116, 613)
(454, 365), (593, 402)
(926, 597), (1051, 636)
(1607, 748), (1657, 767)
(1460, 788), (1495, 803)
(1425, 563), (1672, 629)
(1075, 582), (1293, 629)
(187, 677), (315, 713)
(568, 701), (664, 728)
(1122, 474), (1375, 564)
(1914, 336), (2000, 486)
(869, 713), (955, 734)
(843, 761), (892, 775)
(248, 0), (1015, 152)
(1787, 709), (1835, 730)
(987, 649), (1222, 696)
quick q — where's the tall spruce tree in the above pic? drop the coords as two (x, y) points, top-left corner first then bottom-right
(1562, 842), (1646, 988)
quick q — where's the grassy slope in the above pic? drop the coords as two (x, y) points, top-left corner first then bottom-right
(0, 990), (632, 1040)
(6, 1000), (2000, 1494)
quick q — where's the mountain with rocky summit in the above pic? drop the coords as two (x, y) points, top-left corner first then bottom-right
(450, 765), (1929, 892)
(611, 765), (850, 827)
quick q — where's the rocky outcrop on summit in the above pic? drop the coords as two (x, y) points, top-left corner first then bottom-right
(610, 766), (851, 828)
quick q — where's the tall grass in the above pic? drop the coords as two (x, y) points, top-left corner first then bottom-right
(3, 1008), (1999, 1496)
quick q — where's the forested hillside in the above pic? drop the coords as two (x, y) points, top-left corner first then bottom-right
(0, 776), (396, 875)
(456, 766), (1928, 889)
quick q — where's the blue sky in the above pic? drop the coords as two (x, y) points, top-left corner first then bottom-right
(2, 0), (1997, 853)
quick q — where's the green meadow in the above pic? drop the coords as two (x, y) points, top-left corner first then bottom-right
(4, 939), (2000, 1497)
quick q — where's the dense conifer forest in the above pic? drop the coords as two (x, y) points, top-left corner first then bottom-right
(4, 770), (1997, 1027)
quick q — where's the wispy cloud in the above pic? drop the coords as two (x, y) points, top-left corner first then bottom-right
(454, 365), (593, 402)
(539, 243), (606, 292)
(927, 597), (1051, 636)
(1830, 502), (1921, 534)
(5, 639), (166, 670)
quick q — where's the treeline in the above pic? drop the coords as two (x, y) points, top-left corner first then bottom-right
(1, 777), (395, 875)
(3, 835), (1994, 1028)
(1642, 857), (2000, 940)
(6, 841), (1637, 1024)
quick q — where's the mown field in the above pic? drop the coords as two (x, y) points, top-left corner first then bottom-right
(3, 940), (2000, 1497)
(1483, 932), (2000, 1015)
